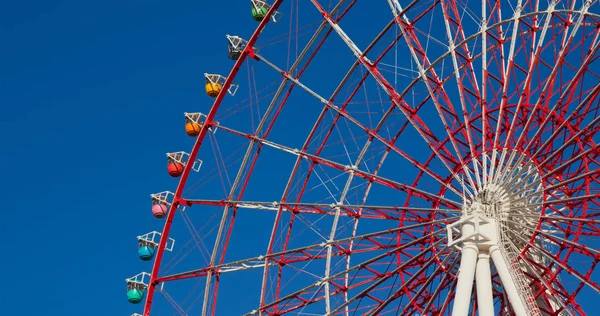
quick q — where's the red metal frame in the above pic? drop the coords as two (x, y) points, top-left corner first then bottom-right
(139, 0), (600, 314)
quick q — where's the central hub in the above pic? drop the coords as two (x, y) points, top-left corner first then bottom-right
(472, 185), (509, 219)
(460, 149), (545, 253)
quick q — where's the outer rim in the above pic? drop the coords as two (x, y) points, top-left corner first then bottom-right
(141, 2), (284, 314)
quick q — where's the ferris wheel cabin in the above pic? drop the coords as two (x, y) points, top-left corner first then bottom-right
(127, 286), (144, 304)
(137, 241), (156, 261)
(151, 202), (168, 218)
(185, 121), (201, 137)
(251, 0), (270, 21)
(166, 160), (184, 177)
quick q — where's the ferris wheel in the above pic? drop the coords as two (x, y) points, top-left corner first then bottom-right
(126, 0), (600, 315)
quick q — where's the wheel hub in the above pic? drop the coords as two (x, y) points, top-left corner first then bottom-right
(466, 149), (545, 247)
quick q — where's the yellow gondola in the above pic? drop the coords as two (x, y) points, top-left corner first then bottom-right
(205, 81), (222, 98)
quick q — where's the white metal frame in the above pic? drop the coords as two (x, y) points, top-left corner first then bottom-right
(166, 151), (203, 172)
(226, 35), (248, 53)
(137, 231), (175, 252)
(204, 73), (238, 96)
(150, 191), (173, 206)
(126, 272), (164, 291)
(250, 0), (281, 23)
(184, 112), (217, 134)
(447, 211), (496, 250)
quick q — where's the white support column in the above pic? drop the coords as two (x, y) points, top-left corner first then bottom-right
(452, 223), (479, 316)
(489, 245), (528, 316)
(476, 252), (494, 316)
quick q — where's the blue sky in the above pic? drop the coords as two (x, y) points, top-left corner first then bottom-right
(1, 0), (598, 315)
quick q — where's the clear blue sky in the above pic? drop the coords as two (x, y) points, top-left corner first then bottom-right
(1, 1), (597, 315)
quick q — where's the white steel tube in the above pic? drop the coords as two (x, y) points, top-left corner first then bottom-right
(489, 245), (528, 316)
(476, 252), (494, 316)
(451, 223), (479, 316)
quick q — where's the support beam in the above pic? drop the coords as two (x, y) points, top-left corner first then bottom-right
(476, 252), (494, 316)
(451, 223), (479, 316)
(489, 245), (528, 316)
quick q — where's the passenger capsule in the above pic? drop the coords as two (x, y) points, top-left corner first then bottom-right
(138, 245), (156, 261)
(228, 49), (241, 61)
(252, 6), (269, 21)
(185, 121), (201, 136)
(205, 81), (222, 98)
(152, 203), (168, 218)
(227, 36), (246, 61)
(127, 288), (144, 304)
(167, 161), (184, 177)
